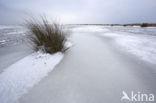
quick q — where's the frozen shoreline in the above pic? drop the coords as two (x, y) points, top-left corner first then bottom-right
(72, 25), (156, 65)
(19, 29), (156, 103)
(0, 44), (32, 73)
(0, 25), (156, 103)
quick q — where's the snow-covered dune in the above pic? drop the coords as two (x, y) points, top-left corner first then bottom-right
(0, 25), (71, 103)
(0, 52), (63, 103)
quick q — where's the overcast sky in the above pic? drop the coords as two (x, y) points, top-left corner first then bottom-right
(0, 0), (156, 25)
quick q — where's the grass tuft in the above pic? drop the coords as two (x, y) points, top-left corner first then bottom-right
(25, 17), (67, 54)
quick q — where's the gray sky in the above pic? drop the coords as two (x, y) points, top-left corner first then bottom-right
(0, 0), (156, 24)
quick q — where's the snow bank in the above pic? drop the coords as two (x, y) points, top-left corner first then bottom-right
(101, 32), (156, 64)
(72, 26), (109, 32)
(117, 35), (156, 64)
(0, 52), (63, 103)
(0, 25), (22, 30)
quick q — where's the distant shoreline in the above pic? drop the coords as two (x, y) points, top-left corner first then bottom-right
(66, 23), (156, 27)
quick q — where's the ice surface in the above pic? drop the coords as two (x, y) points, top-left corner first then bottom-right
(0, 52), (63, 103)
(71, 25), (156, 64)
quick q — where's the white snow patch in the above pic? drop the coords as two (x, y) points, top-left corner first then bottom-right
(72, 26), (109, 32)
(0, 25), (21, 30)
(64, 41), (73, 49)
(7, 31), (25, 35)
(101, 32), (156, 64)
(0, 40), (6, 44)
(0, 52), (64, 103)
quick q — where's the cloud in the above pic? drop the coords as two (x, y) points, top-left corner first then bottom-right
(0, 0), (156, 24)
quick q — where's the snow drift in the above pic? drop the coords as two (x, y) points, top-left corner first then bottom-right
(100, 32), (156, 64)
(0, 52), (63, 103)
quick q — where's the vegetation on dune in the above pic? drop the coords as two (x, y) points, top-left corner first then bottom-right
(26, 17), (68, 54)
(70, 23), (156, 27)
(140, 23), (148, 27)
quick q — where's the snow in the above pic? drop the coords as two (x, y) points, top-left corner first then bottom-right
(0, 51), (64, 103)
(100, 32), (156, 64)
(18, 28), (156, 103)
(117, 34), (156, 63)
(0, 40), (6, 44)
(72, 26), (109, 32)
(0, 26), (26, 47)
(0, 25), (156, 103)
(64, 41), (73, 49)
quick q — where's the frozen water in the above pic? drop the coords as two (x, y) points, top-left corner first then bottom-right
(18, 26), (156, 103)
(72, 26), (156, 64)
(0, 25), (27, 47)
(0, 25), (156, 103)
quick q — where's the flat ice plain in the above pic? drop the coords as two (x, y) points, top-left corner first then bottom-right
(0, 25), (156, 103)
